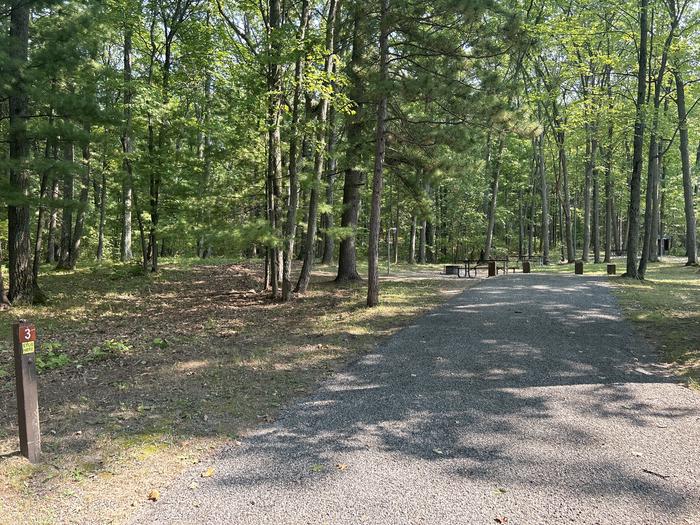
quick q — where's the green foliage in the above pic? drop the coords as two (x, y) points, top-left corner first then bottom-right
(0, 0), (698, 289)
(36, 344), (72, 373)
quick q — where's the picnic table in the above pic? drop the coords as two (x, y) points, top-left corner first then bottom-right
(445, 254), (543, 278)
(458, 258), (514, 278)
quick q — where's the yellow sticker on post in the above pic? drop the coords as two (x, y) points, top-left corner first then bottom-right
(22, 341), (35, 355)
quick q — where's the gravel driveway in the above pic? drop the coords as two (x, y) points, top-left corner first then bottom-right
(134, 273), (700, 525)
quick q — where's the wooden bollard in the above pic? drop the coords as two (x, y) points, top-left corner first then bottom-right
(522, 261), (531, 274)
(13, 321), (41, 463)
(607, 264), (616, 275)
(488, 260), (497, 277)
(575, 261), (584, 275)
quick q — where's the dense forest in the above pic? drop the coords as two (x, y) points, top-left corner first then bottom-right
(1, 0), (698, 307)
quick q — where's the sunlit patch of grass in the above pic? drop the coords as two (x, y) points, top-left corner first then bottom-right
(612, 261), (700, 386)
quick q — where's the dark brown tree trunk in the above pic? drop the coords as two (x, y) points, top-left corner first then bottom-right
(96, 154), (108, 261)
(7, 2), (33, 302)
(336, 6), (366, 283)
(266, 0), (283, 295)
(321, 118), (337, 264)
(582, 136), (597, 262)
(674, 69), (698, 265)
(604, 100), (614, 263)
(32, 139), (52, 286)
(518, 189), (524, 259)
(367, 0), (390, 308)
(282, 0), (310, 301)
(426, 220), (434, 263)
(556, 127), (575, 262)
(639, 17), (675, 277)
(321, 83), (338, 265)
(538, 134), (550, 264)
(47, 176), (59, 264)
(409, 215), (417, 264)
(121, 27), (134, 262)
(57, 140), (75, 270)
(625, 0), (648, 278)
(604, 148), (612, 264)
(296, 0), (339, 294)
(68, 127), (91, 269)
(592, 146), (601, 263)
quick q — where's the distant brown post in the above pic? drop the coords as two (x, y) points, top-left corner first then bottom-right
(575, 261), (584, 275)
(488, 260), (496, 277)
(522, 261), (531, 274)
(13, 321), (41, 463)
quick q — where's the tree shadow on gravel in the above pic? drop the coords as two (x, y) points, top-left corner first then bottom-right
(202, 274), (699, 519)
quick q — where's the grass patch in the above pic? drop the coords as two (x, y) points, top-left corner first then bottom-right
(611, 260), (700, 385)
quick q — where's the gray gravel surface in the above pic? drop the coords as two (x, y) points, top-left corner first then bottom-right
(133, 274), (700, 525)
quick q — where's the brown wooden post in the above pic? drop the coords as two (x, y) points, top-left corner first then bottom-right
(523, 261), (531, 273)
(488, 260), (496, 277)
(575, 260), (584, 275)
(13, 321), (41, 463)
(607, 263), (616, 275)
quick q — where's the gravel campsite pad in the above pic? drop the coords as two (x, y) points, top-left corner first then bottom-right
(135, 273), (700, 525)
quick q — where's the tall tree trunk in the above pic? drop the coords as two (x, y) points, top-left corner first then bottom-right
(57, 140), (75, 270)
(639, 18), (675, 277)
(484, 136), (504, 260)
(556, 128), (575, 262)
(625, 0), (648, 278)
(282, 0), (310, 301)
(296, 0), (340, 294)
(321, 88), (338, 264)
(121, 27), (134, 262)
(394, 187), (400, 264)
(518, 189), (524, 259)
(674, 69), (698, 265)
(426, 220), (434, 263)
(336, 5), (365, 283)
(527, 176), (535, 258)
(419, 220), (427, 263)
(7, 2), (33, 302)
(367, 0), (389, 308)
(538, 134), (550, 264)
(96, 153), (108, 261)
(321, 115), (337, 264)
(47, 176), (59, 263)
(582, 136), (597, 261)
(67, 126), (91, 270)
(32, 139), (52, 287)
(408, 215), (417, 264)
(604, 125), (614, 261)
(266, 0), (283, 295)
(592, 144), (601, 263)
(133, 187), (148, 272)
(650, 137), (664, 262)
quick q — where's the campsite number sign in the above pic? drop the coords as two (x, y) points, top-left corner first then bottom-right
(19, 324), (37, 354)
(13, 321), (41, 463)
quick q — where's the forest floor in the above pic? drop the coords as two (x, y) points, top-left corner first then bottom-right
(534, 257), (700, 386)
(0, 259), (472, 525)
